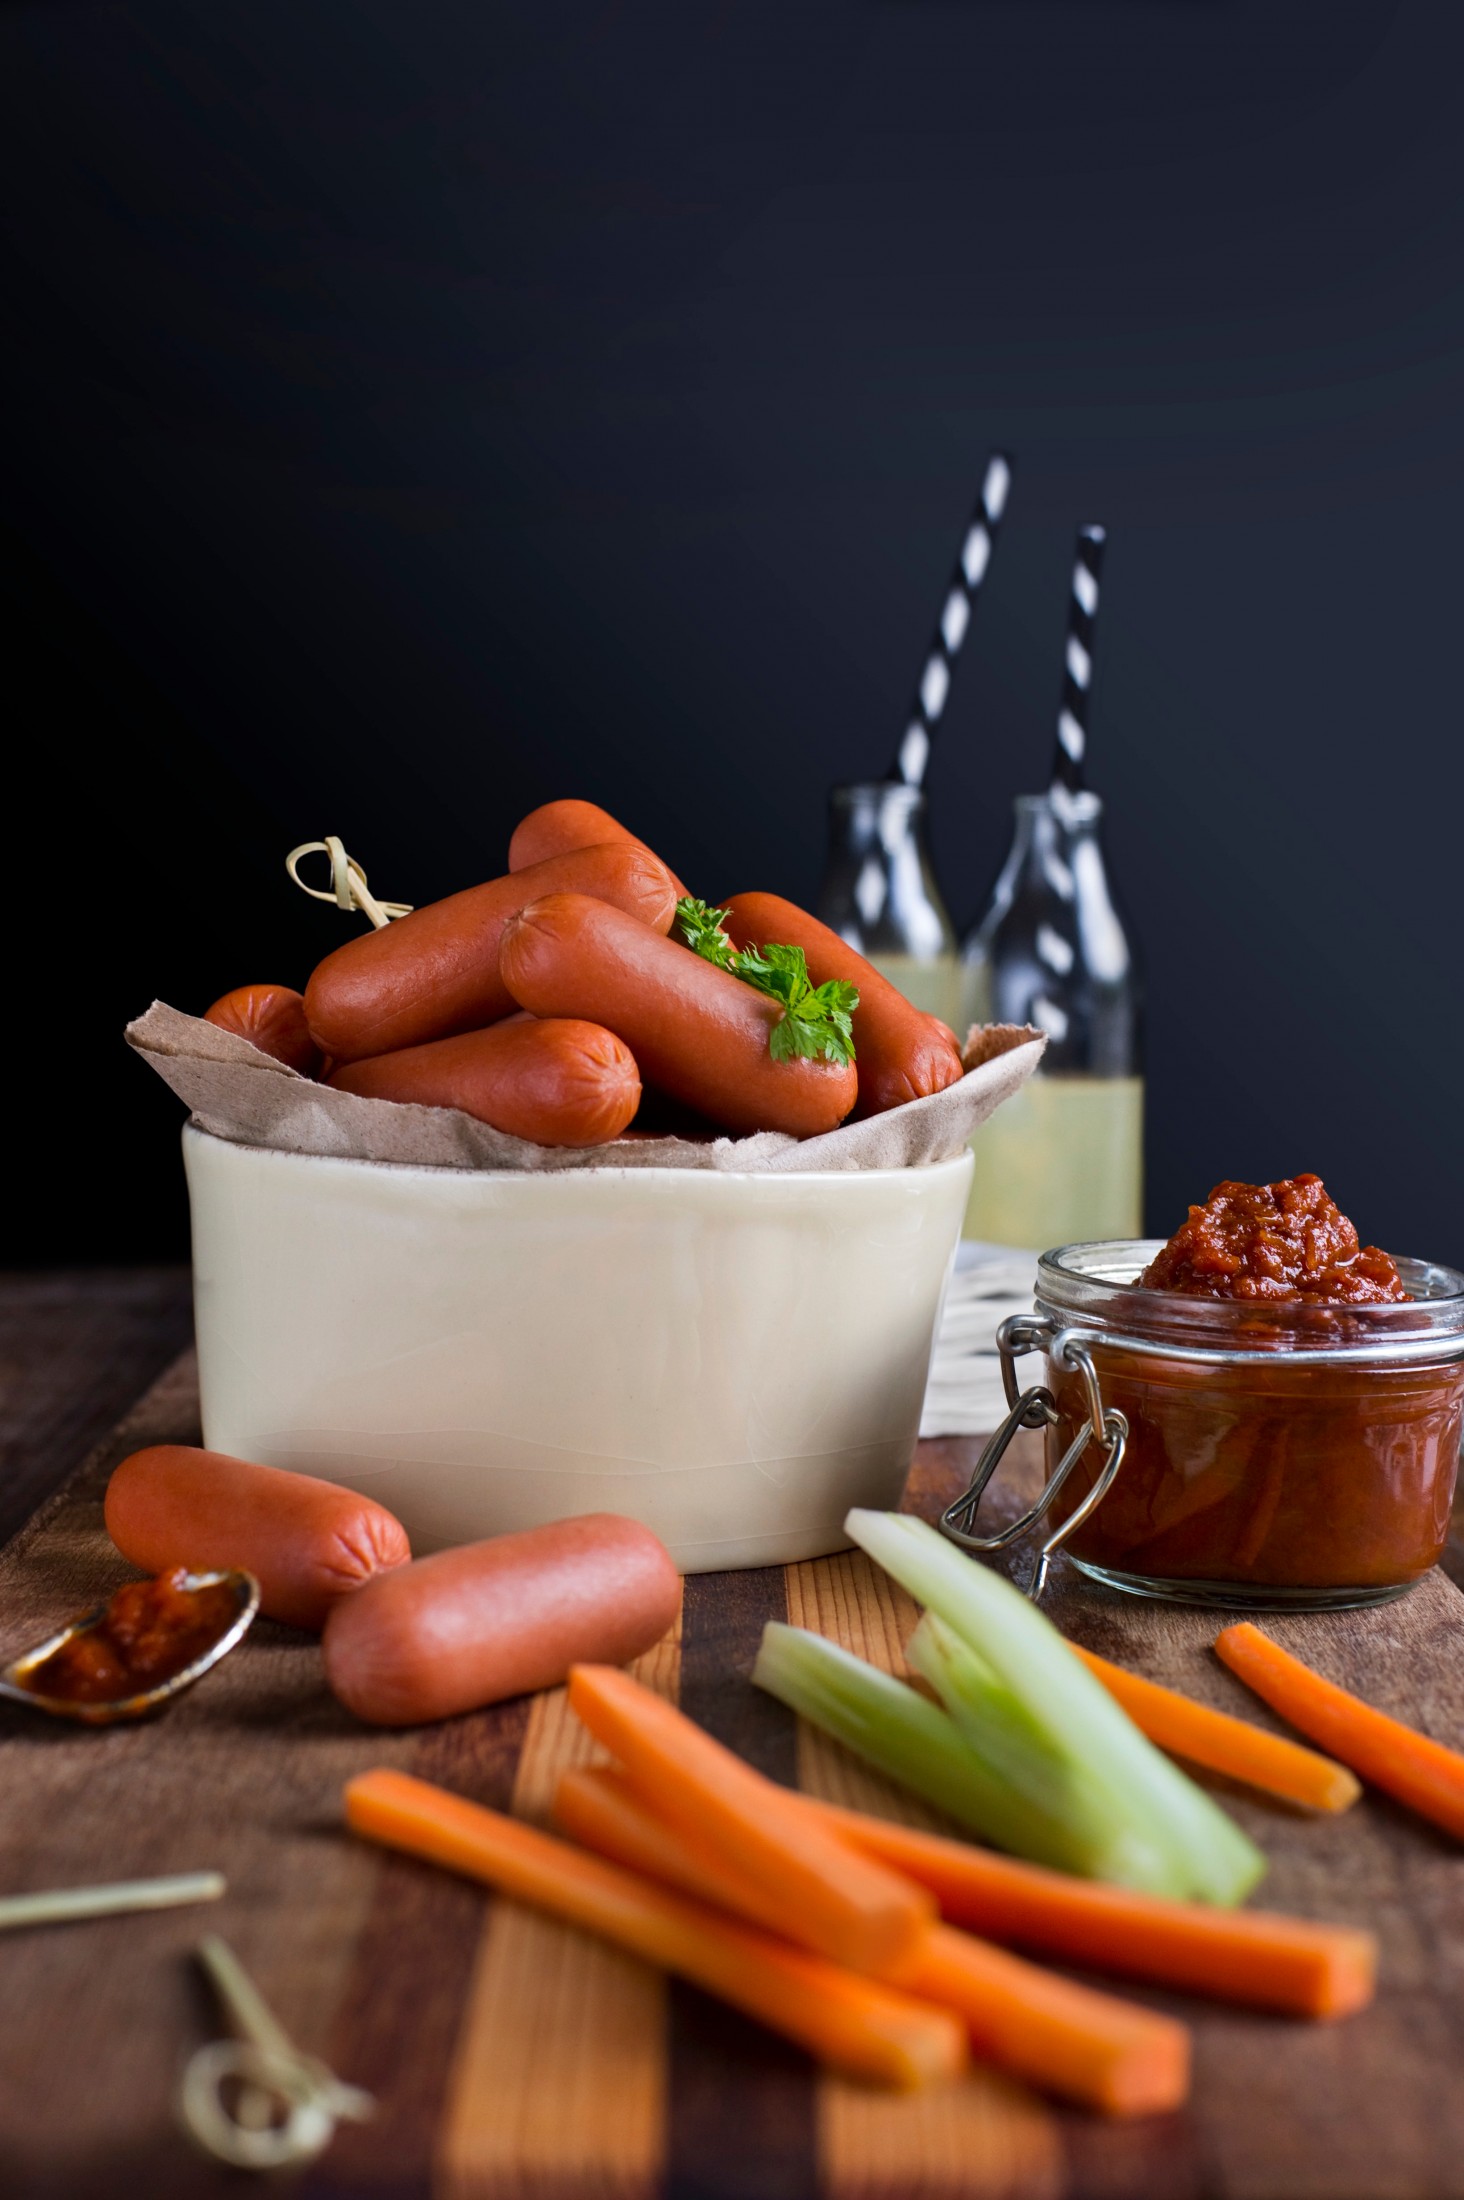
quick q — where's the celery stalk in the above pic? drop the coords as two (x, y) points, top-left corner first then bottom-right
(752, 1621), (1124, 1876)
(903, 1612), (1183, 1895)
(845, 1510), (1266, 1907)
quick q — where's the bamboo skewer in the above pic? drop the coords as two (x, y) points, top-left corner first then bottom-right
(285, 837), (412, 929)
(0, 1870), (225, 1932)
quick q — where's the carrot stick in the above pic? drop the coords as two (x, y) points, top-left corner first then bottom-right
(554, 1765), (1189, 2115)
(804, 1798), (1376, 2020)
(344, 1769), (964, 2091)
(905, 1928), (1188, 2118)
(554, 1762), (794, 1934)
(565, 1663), (931, 1972)
(1069, 1644), (1361, 1813)
(1215, 1621), (1464, 1842)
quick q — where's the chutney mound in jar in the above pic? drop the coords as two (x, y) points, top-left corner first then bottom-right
(1039, 1201), (1464, 1609)
(1140, 1175), (1407, 1305)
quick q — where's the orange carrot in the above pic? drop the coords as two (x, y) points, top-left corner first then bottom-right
(565, 1663), (931, 1972)
(554, 1765), (1189, 2115)
(1070, 1644), (1361, 1813)
(903, 1928), (1188, 2119)
(1215, 1622), (1464, 1842)
(344, 1769), (964, 2091)
(555, 1762), (795, 1933)
(805, 1798), (1375, 2020)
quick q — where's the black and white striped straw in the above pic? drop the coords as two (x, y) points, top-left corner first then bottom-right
(1048, 523), (1106, 799)
(890, 451), (1013, 787)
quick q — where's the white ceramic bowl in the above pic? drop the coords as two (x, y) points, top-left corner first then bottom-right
(184, 1126), (972, 1572)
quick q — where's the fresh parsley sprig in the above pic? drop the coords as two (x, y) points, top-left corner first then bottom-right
(734, 942), (860, 1065)
(673, 898), (739, 971)
(673, 899), (859, 1067)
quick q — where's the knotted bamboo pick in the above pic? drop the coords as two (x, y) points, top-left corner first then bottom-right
(285, 837), (413, 931)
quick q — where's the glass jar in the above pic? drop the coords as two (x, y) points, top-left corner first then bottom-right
(943, 1239), (1464, 1608)
(815, 781), (962, 1027)
(960, 793), (1142, 1246)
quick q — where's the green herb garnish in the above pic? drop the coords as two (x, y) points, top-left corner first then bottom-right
(728, 941), (859, 1065)
(673, 897), (739, 971)
(673, 898), (859, 1066)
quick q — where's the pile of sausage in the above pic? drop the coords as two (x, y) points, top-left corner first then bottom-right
(203, 799), (967, 1144)
(106, 1443), (680, 1726)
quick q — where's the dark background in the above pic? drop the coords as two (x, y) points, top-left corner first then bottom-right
(4, 0), (1460, 1265)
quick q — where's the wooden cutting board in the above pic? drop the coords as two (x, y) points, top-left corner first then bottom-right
(2, 1355), (1463, 2200)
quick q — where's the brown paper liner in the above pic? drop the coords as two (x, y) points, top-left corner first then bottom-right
(126, 1003), (1043, 1175)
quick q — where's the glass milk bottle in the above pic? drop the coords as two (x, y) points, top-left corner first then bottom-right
(960, 789), (1143, 1246)
(815, 781), (963, 1028)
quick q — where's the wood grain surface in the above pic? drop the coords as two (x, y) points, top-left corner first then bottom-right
(0, 1266), (191, 1548)
(1, 1323), (1463, 2199)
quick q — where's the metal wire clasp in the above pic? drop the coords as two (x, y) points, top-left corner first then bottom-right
(939, 1314), (1128, 1600)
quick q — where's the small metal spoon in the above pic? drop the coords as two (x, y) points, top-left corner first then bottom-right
(0, 1570), (260, 1725)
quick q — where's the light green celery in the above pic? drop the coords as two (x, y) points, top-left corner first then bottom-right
(753, 1622), (1120, 1876)
(845, 1510), (1266, 1907)
(905, 1612), (1181, 1896)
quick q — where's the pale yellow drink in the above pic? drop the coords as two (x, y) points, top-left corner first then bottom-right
(865, 953), (1142, 1248)
(963, 1073), (1143, 1247)
(863, 952), (964, 1029)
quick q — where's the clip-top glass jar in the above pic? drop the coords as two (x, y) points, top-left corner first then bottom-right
(943, 1239), (1464, 1608)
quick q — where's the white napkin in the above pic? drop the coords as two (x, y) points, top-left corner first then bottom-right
(920, 1241), (1039, 1437)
